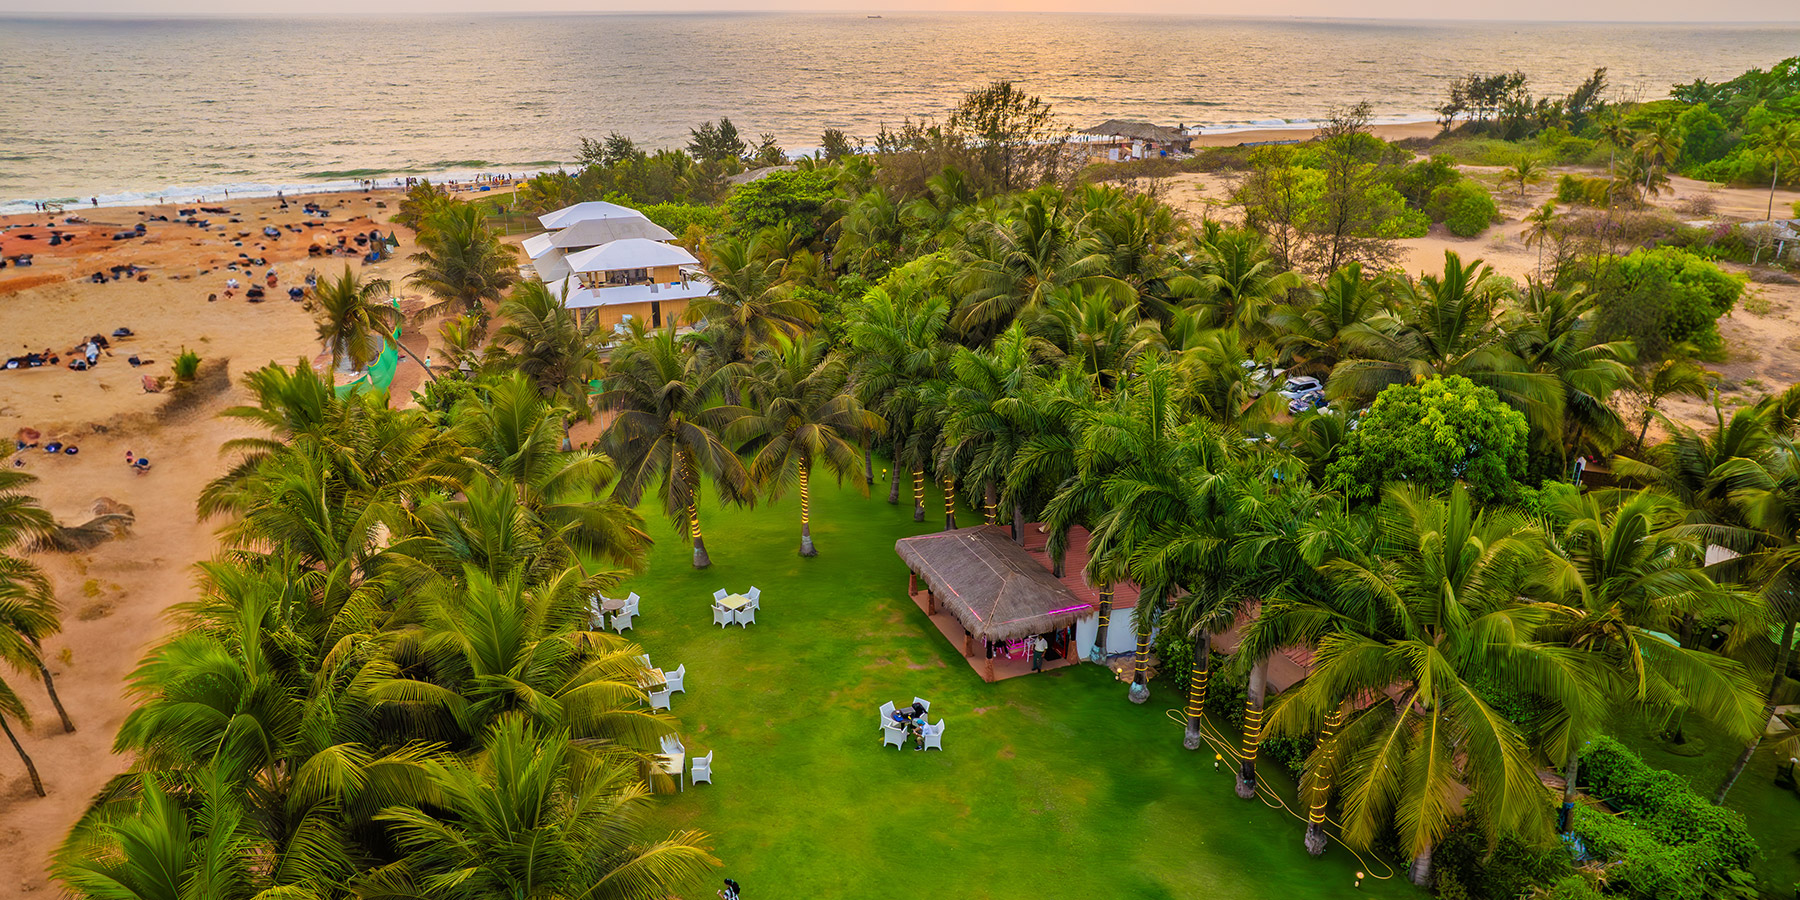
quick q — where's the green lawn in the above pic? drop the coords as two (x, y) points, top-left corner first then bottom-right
(1614, 712), (1800, 894)
(611, 477), (1417, 899)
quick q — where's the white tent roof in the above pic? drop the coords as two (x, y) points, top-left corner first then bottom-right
(549, 216), (675, 248)
(530, 250), (572, 284)
(564, 238), (699, 273)
(537, 201), (644, 230)
(521, 232), (559, 260)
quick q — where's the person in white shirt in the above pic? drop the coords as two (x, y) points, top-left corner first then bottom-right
(1031, 634), (1049, 672)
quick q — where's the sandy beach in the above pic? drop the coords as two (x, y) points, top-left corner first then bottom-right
(0, 188), (446, 897)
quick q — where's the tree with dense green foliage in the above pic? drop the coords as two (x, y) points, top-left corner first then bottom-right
(726, 168), (840, 245)
(311, 264), (409, 378)
(1592, 247), (1744, 360)
(1326, 375), (1530, 504)
(946, 81), (1072, 194)
(689, 229), (819, 363)
(408, 201), (519, 320)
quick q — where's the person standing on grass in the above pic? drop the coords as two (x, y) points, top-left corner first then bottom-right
(1031, 634), (1048, 672)
(718, 878), (741, 900)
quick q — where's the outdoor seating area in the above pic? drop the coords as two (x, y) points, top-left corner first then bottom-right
(591, 591), (641, 633)
(711, 586), (761, 628)
(880, 697), (944, 751)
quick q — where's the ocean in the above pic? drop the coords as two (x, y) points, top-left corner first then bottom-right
(2, 13), (1797, 212)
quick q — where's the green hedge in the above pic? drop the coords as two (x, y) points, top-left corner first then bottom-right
(1572, 736), (1760, 900)
(1429, 181), (1499, 237)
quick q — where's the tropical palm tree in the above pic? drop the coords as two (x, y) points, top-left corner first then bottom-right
(1631, 357), (1714, 452)
(493, 279), (601, 412)
(1751, 120), (1800, 226)
(1598, 113), (1634, 179)
(688, 228), (817, 363)
(365, 716), (717, 900)
(0, 468), (71, 737)
(1504, 154), (1546, 198)
(954, 187), (1125, 340)
(599, 328), (752, 568)
(938, 325), (1046, 533)
(1537, 487), (1765, 830)
(1505, 283), (1635, 465)
(1632, 127), (1683, 200)
(1521, 202), (1559, 279)
(1028, 285), (1162, 391)
(1247, 485), (1599, 884)
(408, 201), (519, 320)
(736, 336), (879, 556)
(1266, 262), (1386, 378)
(312, 265), (406, 378)
(1170, 226), (1304, 338)
(844, 284), (955, 518)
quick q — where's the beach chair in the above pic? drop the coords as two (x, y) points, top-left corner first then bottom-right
(712, 604), (733, 628)
(879, 701), (895, 730)
(690, 751), (713, 785)
(923, 720), (945, 751)
(746, 586), (761, 602)
(611, 611), (635, 633)
(735, 599), (756, 628)
(912, 697), (931, 714)
(713, 588), (729, 602)
(667, 664), (686, 694)
(648, 686), (672, 711)
(881, 723), (906, 749)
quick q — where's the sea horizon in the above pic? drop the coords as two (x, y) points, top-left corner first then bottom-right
(5, 12), (1797, 212)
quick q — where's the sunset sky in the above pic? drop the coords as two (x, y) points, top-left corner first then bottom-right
(3, 0), (1798, 20)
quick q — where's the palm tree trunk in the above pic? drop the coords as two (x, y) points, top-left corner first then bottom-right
(1305, 708), (1344, 857)
(0, 715), (44, 797)
(1237, 659), (1268, 799)
(1012, 502), (1026, 546)
(888, 446), (901, 504)
(1409, 845), (1433, 887)
(798, 466), (817, 557)
(1769, 159), (1781, 223)
(983, 482), (999, 526)
(390, 335), (440, 383)
(688, 503), (711, 569)
(37, 658), (74, 733)
(942, 476), (957, 531)
(1129, 625), (1151, 704)
(1091, 584), (1113, 663)
(864, 442), (874, 486)
(1715, 616), (1795, 804)
(912, 469), (925, 522)
(1183, 629), (1211, 750)
(1559, 745), (1582, 832)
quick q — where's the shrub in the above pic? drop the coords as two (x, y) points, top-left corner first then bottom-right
(1592, 247), (1744, 359)
(1391, 154), (1462, 210)
(636, 202), (728, 238)
(724, 168), (839, 244)
(172, 348), (201, 382)
(1435, 824), (1573, 900)
(1573, 736), (1760, 900)
(1326, 375), (1530, 504)
(1555, 173), (1612, 206)
(1429, 181), (1499, 237)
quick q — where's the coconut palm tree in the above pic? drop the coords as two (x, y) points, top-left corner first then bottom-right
(1248, 485), (1600, 885)
(835, 186), (909, 278)
(1632, 127), (1683, 200)
(736, 336), (879, 556)
(1613, 403), (1771, 522)
(1027, 284), (1162, 391)
(1751, 121), (1800, 225)
(1598, 113), (1634, 179)
(0, 674), (42, 796)
(1504, 154), (1545, 198)
(493, 280), (601, 413)
(844, 285), (955, 518)
(1266, 262), (1386, 378)
(1631, 358), (1714, 453)
(312, 265), (405, 378)
(1171, 225), (1304, 339)
(687, 228), (817, 363)
(366, 716), (718, 900)
(954, 187), (1125, 340)
(1536, 488), (1765, 829)
(599, 328), (752, 568)
(938, 325), (1048, 534)
(450, 375), (651, 573)
(1521, 202), (1559, 279)
(407, 201), (519, 320)
(0, 469), (71, 736)
(1505, 283), (1635, 465)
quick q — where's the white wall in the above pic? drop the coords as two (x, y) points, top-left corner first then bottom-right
(1074, 606), (1149, 660)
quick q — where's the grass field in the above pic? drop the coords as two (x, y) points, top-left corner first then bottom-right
(610, 477), (1417, 900)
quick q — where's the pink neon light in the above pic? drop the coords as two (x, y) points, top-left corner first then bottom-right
(1046, 604), (1093, 615)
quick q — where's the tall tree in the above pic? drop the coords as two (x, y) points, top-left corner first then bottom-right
(688, 229), (817, 363)
(493, 279), (601, 412)
(408, 201), (519, 320)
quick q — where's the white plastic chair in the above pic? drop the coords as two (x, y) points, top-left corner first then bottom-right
(690, 751), (713, 785)
(879, 700), (895, 730)
(648, 686), (672, 710)
(611, 611), (635, 633)
(624, 592), (640, 617)
(912, 697), (931, 714)
(713, 588), (728, 602)
(587, 596), (606, 630)
(881, 723), (906, 749)
(923, 719), (945, 751)
(660, 734), (685, 756)
(735, 601), (756, 628)
(667, 664), (686, 694)
(712, 604), (733, 628)
(746, 586), (761, 602)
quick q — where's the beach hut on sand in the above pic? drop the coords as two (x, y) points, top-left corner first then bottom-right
(897, 525), (1138, 682)
(1080, 120), (1192, 161)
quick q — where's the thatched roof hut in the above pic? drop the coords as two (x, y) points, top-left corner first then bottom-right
(896, 526), (1092, 643)
(1080, 119), (1190, 147)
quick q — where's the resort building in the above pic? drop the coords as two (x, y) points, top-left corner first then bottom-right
(522, 201), (714, 334)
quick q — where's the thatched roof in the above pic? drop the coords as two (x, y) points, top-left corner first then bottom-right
(896, 526), (1092, 642)
(1080, 119), (1188, 144)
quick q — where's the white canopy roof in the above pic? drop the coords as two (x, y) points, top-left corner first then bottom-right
(537, 201), (643, 230)
(564, 238), (699, 273)
(549, 216), (675, 248)
(541, 275), (715, 310)
(521, 232), (559, 260)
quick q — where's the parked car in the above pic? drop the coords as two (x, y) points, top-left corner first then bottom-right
(1287, 389), (1328, 416)
(1278, 376), (1323, 400)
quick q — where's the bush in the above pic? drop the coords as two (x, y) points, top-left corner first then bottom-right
(1593, 247), (1744, 359)
(1573, 736), (1760, 900)
(636, 202), (728, 238)
(172, 348), (201, 382)
(1391, 154), (1461, 210)
(1435, 823), (1573, 900)
(724, 168), (839, 245)
(1326, 375), (1530, 504)
(1429, 181), (1499, 237)
(1555, 173), (1613, 207)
